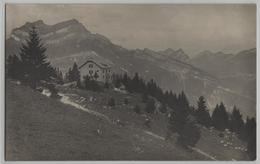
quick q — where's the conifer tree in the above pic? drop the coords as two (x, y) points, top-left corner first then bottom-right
(71, 62), (80, 82)
(211, 102), (229, 131)
(245, 117), (256, 160)
(18, 26), (52, 88)
(229, 106), (244, 134)
(168, 92), (201, 148)
(195, 96), (211, 127)
(6, 54), (22, 79)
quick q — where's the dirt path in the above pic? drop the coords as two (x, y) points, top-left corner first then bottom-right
(59, 93), (111, 123)
(143, 130), (217, 161)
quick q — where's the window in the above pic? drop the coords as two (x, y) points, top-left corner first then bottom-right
(89, 64), (93, 68)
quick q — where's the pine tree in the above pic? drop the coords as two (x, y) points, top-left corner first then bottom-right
(112, 74), (121, 88)
(53, 67), (64, 84)
(245, 117), (256, 160)
(195, 96), (211, 127)
(72, 62), (80, 82)
(132, 72), (140, 92)
(212, 102), (229, 131)
(169, 92), (189, 133)
(66, 68), (72, 82)
(6, 54), (22, 79)
(19, 26), (52, 88)
(168, 92), (201, 148)
(229, 106), (244, 134)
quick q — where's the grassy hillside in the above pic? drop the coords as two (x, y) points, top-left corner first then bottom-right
(57, 85), (249, 161)
(6, 80), (208, 161)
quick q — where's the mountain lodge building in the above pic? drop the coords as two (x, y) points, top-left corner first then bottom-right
(79, 60), (112, 83)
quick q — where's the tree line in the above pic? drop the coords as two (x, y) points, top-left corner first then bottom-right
(112, 72), (256, 159)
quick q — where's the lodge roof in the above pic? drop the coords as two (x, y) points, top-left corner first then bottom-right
(79, 60), (111, 70)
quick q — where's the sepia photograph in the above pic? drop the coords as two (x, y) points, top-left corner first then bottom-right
(4, 3), (256, 161)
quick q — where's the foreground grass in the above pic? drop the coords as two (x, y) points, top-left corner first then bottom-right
(6, 80), (206, 161)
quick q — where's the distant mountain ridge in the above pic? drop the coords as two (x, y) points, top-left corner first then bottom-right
(158, 48), (190, 62)
(190, 48), (256, 76)
(5, 19), (256, 117)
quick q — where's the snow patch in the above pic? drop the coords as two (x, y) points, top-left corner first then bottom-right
(56, 26), (70, 34)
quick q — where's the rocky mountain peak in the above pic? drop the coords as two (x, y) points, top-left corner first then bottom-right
(159, 48), (189, 61)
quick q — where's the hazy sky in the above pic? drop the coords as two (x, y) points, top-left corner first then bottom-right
(6, 4), (256, 56)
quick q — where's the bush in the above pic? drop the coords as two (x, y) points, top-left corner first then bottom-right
(83, 75), (103, 92)
(108, 98), (115, 107)
(159, 103), (167, 113)
(218, 133), (224, 138)
(133, 105), (141, 114)
(142, 93), (148, 103)
(104, 82), (110, 89)
(177, 121), (201, 148)
(124, 98), (129, 105)
(145, 98), (155, 114)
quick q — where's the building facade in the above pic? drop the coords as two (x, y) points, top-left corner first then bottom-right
(79, 60), (112, 83)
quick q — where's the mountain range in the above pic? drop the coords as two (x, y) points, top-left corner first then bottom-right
(5, 19), (256, 118)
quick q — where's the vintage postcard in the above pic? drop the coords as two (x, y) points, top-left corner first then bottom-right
(5, 4), (256, 161)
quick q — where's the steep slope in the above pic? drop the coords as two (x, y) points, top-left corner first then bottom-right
(6, 80), (209, 160)
(5, 19), (256, 117)
(6, 80), (249, 160)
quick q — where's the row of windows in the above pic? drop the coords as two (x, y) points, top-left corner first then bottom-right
(88, 70), (111, 77)
(87, 71), (111, 79)
(88, 64), (110, 73)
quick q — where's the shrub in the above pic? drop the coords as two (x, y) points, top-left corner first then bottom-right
(133, 105), (141, 114)
(218, 133), (224, 138)
(108, 98), (115, 107)
(177, 121), (201, 148)
(124, 98), (129, 105)
(159, 103), (167, 113)
(145, 98), (155, 114)
(142, 93), (148, 103)
(104, 82), (110, 89)
(83, 75), (103, 92)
